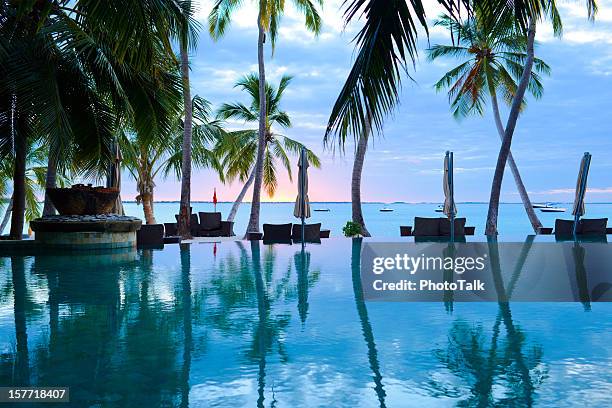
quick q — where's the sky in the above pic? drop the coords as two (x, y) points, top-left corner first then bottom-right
(122, 0), (612, 203)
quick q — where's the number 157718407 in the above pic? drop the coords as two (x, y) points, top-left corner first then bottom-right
(0, 387), (69, 402)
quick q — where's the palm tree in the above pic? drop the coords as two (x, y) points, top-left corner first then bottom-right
(351, 123), (372, 237)
(0, 144), (70, 236)
(209, 0), (323, 236)
(177, 0), (198, 239)
(1, 1), (192, 239)
(216, 74), (321, 224)
(121, 96), (225, 224)
(324, 1), (595, 235)
(427, 14), (551, 233)
(325, 0), (596, 141)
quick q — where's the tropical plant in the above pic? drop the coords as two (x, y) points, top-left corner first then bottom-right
(0, 144), (70, 236)
(1, 1), (191, 239)
(343, 221), (363, 237)
(177, 0), (199, 239)
(216, 73), (321, 224)
(324, 1), (596, 237)
(427, 14), (551, 233)
(121, 96), (225, 224)
(209, 0), (323, 237)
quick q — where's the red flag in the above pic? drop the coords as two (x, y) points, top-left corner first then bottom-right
(213, 188), (217, 212)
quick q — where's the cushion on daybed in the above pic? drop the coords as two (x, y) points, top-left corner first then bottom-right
(439, 217), (467, 236)
(580, 218), (608, 235)
(263, 223), (293, 241)
(413, 217), (441, 236)
(554, 219), (576, 236)
(291, 223), (321, 241)
(199, 212), (222, 230)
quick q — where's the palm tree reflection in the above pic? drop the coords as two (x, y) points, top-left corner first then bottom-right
(351, 238), (387, 407)
(180, 243), (193, 408)
(432, 236), (546, 406)
(11, 256), (30, 386)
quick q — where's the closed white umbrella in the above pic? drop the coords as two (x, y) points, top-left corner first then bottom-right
(443, 151), (456, 239)
(572, 152), (592, 236)
(294, 147), (311, 242)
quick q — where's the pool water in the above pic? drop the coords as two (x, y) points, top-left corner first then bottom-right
(1, 239), (611, 407)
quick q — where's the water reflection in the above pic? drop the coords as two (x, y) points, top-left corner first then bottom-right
(180, 244), (193, 408)
(351, 238), (387, 407)
(0, 239), (609, 407)
(431, 237), (546, 406)
(12, 256), (30, 386)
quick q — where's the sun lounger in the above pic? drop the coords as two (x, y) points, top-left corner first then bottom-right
(291, 223), (322, 243)
(175, 213), (200, 236)
(400, 217), (475, 237)
(137, 224), (164, 247)
(263, 223), (293, 244)
(164, 222), (178, 237)
(198, 212), (234, 237)
(540, 218), (609, 237)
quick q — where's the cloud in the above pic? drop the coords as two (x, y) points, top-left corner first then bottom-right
(528, 187), (612, 195)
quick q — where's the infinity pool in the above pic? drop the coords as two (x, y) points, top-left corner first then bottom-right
(1, 239), (611, 407)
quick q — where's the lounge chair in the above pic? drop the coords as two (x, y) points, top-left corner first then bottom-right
(164, 222), (178, 237)
(175, 214), (200, 237)
(542, 218), (609, 238)
(198, 212), (234, 237)
(263, 223), (293, 244)
(292, 223), (322, 243)
(400, 217), (475, 237)
(137, 224), (164, 247)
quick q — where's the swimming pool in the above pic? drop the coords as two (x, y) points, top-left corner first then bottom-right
(1, 239), (611, 407)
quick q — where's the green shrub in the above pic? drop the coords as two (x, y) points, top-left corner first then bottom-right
(342, 221), (362, 237)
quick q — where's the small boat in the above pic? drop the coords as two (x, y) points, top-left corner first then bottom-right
(314, 208), (330, 212)
(380, 207), (394, 212)
(540, 207), (566, 213)
(434, 205), (444, 213)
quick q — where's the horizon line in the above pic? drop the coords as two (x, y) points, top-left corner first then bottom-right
(120, 200), (610, 204)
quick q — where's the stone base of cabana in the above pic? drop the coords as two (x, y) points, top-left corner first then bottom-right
(30, 215), (141, 250)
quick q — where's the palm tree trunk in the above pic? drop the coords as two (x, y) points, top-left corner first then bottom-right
(178, 42), (193, 239)
(42, 147), (58, 216)
(352, 133), (371, 237)
(228, 167), (256, 223)
(244, 16), (267, 238)
(489, 90), (542, 233)
(485, 21), (536, 236)
(142, 191), (156, 225)
(9, 132), (27, 240)
(1, 196), (13, 235)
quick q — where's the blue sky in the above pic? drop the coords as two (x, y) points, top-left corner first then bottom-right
(122, 0), (612, 203)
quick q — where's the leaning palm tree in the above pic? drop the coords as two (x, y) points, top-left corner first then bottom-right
(209, 0), (323, 236)
(427, 14), (551, 234)
(121, 96), (225, 224)
(324, 0), (595, 235)
(216, 74), (321, 223)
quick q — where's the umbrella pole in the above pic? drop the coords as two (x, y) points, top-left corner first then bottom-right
(449, 152), (455, 242)
(573, 153), (591, 238)
(301, 147), (306, 246)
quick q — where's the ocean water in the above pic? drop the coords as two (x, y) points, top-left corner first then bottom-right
(122, 202), (612, 237)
